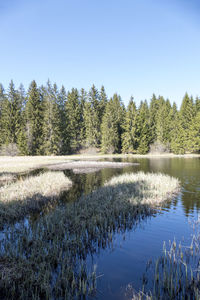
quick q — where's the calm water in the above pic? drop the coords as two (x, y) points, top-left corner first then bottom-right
(61, 157), (200, 299)
(4, 157), (200, 299)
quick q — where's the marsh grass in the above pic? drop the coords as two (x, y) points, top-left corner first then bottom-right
(0, 173), (16, 186)
(0, 171), (72, 227)
(130, 220), (200, 300)
(0, 172), (180, 299)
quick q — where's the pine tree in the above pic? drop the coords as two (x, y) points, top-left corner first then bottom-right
(17, 84), (28, 155)
(149, 94), (160, 143)
(101, 94), (124, 153)
(41, 81), (62, 155)
(84, 85), (101, 147)
(79, 88), (87, 145)
(180, 93), (195, 152)
(3, 81), (22, 145)
(187, 112), (200, 153)
(58, 85), (69, 154)
(156, 98), (172, 146)
(101, 99), (119, 153)
(122, 97), (138, 153)
(0, 84), (7, 147)
(26, 80), (44, 155)
(65, 88), (82, 153)
(136, 100), (150, 154)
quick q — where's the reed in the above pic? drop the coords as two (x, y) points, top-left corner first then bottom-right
(0, 172), (180, 299)
(131, 220), (200, 299)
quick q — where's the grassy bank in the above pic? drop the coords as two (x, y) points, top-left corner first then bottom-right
(0, 172), (180, 299)
(0, 154), (199, 173)
(0, 171), (72, 227)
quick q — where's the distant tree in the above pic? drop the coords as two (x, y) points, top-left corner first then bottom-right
(2, 81), (22, 145)
(136, 100), (150, 154)
(180, 93), (195, 152)
(149, 94), (160, 143)
(26, 80), (44, 155)
(84, 85), (101, 147)
(156, 98), (172, 146)
(41, 81), (62, 155)
(122, 97), (138, 153)
(101, 94), (125, 153)
(65, 88), (82, 153)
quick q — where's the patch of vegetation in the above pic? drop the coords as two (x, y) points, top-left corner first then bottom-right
(0, 172), (179, 299)
(130, 220), (200, 299)
(0, 171), (72, 227)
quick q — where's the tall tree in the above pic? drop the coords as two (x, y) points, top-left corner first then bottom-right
(41, 81), (62, 155)
(65, 88), (82, 153)
(122, 97), (138, 153)
(136, 100), (150, 154)
(101, 94), (124, 153)
(84, 85), (101, 147)
(26, 80), (44, 155)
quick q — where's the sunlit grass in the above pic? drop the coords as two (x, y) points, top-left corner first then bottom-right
(0, 171), (72, 227)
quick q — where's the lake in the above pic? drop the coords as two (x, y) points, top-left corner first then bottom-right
(2, 157), (200, 299)
(61, 157), (200, 299)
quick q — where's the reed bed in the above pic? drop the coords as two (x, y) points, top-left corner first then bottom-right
(0, 173), (16, 185)
(131, 220), (200, 300)
(0, 171), (72, 227)
(0, 172), (180, 299)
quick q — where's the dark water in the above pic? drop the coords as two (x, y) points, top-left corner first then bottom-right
(3, 157), (200, 299)
(59, 157), (200, 299)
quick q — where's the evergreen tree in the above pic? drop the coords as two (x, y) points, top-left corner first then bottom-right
(156, 98), (172, 146)
(58, 85), (69, 154)
(0, 84), (8, 147)
(84, 85), (101, 147)
(180, 93), (195, 152)
(101, 94), (124, 153)
(136, 100), (150, 154)
(41, 81), (62, 155)
(65, 88), (82, 153)
(122, 97), (138, 153)
(26, 80), (44, 155)
(149, 94), (159, 143)
(79, 88), (87, 145)
(187, 112), (200, 153)
(3, 81), (22, 145)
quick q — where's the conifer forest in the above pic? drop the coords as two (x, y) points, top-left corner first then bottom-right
(0, 80), (199, 156)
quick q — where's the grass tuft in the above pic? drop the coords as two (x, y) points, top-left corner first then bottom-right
(0, 171), (72, 227)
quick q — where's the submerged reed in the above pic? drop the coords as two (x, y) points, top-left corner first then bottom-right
(131, 220), (200, 299)
(0, 172), (180, 299)
(0, 171), (72, 227)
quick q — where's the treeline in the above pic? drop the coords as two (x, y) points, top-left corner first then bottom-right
(0, 80), (199, 155)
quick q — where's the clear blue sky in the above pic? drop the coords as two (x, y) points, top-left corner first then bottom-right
(0, 0), (200, 107)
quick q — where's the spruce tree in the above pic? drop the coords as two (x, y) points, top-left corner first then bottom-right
(84, 85), (101, 147)
(136, 100), (150, 154)
(101, 94), (124, 153)
(65, 88), (82, 153)
(41, 81), (62, 155)
(26, 80), (44, 155)
(180, 93), (195, 152)
(122, 97), (138, 153)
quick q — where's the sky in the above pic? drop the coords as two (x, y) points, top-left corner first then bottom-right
(0, 0), (200, 107)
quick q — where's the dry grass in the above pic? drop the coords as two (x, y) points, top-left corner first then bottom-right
(0, 171), (72, 227)
(0, 154), (199, 173)
(105, 172), (180, 205)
